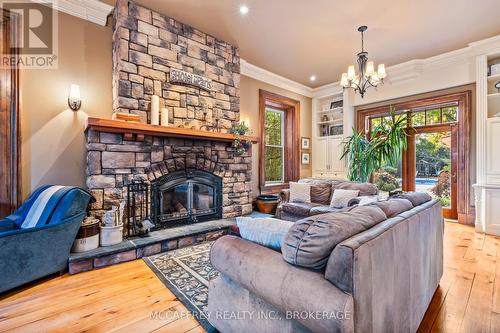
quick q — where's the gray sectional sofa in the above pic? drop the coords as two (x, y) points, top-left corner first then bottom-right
(276, 178), (379, 221)
(208, 193), (444, 333)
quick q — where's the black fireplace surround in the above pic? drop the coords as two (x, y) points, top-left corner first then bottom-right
(151, 169), (223, 228)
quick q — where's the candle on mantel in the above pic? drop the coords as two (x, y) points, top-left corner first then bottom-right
(161, 107), (169, 126)
(151, 95), (160, 125)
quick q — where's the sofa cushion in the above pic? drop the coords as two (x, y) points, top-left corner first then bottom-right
(375, 198), (414, 218)
(347, 195), (380, 207)
(309, 205), (341, 215)
(236, 217), (294, 251)
(310, 183), (332, 205)
(298, 178), (344, 186)
(392, 192), (432, 206)
(334, 181), (378, 196)
(282, 205), (387, 269)
(289, 182), (311, 203)
(330, 189), (360, 208)
(281, 202), (321, 217)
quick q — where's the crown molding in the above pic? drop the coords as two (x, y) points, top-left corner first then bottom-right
(469, 34), (500, 56)
(240, 59), (314, 97)
(242, 33), (500, 101)
(34, 0), (114, 26)
(311, 81), (342, 99)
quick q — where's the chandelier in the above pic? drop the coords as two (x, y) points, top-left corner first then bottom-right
(340, 26), (386, 98)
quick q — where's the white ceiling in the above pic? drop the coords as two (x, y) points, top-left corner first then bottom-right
(119, 0), (500, 88)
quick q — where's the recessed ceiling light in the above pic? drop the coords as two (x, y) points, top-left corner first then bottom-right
(239, 5), (249, 15)
(310, 75), (317, 82)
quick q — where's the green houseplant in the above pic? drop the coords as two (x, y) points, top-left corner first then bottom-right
(231, 121), (252, 155)
(341, 109), (408, 183)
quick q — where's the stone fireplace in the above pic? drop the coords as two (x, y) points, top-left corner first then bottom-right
(86, 132), (253, 225)
(85, 0), (252, 227)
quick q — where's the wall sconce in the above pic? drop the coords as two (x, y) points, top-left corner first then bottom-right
(68, 84), (82, 111)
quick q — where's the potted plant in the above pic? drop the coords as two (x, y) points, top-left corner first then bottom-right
(341, 109), (408, 183)
(231, 121), (252, 155)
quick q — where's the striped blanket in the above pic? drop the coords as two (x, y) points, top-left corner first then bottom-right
(5, 185), (82, 229)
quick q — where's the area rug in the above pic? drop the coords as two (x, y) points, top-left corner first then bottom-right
(143, 241), (218, 332)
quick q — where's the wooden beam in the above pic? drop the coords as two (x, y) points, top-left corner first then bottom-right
(86, 118), (259, 144)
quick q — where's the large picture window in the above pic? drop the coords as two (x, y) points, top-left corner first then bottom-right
(264, 108), (285, 184)
(259, 90), (300, 192)
(357, 90), (472, 223)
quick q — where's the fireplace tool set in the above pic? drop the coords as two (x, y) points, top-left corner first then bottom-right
(126, 180), (153, 237)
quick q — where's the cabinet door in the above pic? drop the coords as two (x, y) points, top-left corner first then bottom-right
(313, 137), (329, 176)
(487, 119), (500, 184)
(329, 136), (345, 173)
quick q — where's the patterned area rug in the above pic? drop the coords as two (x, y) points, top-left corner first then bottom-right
(143, 241), (218, 332)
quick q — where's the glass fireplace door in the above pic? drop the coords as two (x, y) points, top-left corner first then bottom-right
(152, 169), (222, 227)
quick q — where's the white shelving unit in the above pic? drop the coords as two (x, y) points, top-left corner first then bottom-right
(475, 53), (500, 236)
(311, 89), (354, 179)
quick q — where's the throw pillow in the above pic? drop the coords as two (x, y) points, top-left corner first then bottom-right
(310, 183), (332, 204)
(358, 195), (380, 206)
(237, 217), (294, 251)
(330, 189), (359, 208)
(391, 192), (432, 206)
(289, 182), (311, 203)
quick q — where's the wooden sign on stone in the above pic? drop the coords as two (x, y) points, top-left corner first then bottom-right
(169, 68), (212, 91)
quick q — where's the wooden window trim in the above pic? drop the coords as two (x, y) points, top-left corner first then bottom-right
(356, 91), (472, 224)
(259, 90), (300, 194)
(0, 9), (21, 218)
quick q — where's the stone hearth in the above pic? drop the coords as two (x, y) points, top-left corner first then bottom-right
(68, 218), (235, 274)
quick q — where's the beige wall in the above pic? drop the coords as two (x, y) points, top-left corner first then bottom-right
(20, 12), (113, 198)
(239, 75), (312, 197)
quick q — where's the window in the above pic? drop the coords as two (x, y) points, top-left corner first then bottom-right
(412, 111), (426, 126)
(264, 108), (285, 184)
(368, 104), (459, 131)
(357, 90), (471, 222)
(259, 90), (300, 192)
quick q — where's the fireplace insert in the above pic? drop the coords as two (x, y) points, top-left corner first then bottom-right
(151, 169), (222, 228)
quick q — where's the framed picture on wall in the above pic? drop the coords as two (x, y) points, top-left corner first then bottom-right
(301, 137), (310, 150)
(301, 153), (310, 165)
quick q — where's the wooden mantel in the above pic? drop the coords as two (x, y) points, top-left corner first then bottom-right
(86, 117), (259, 143)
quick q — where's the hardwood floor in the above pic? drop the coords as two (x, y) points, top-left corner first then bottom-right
(418, 221), (500, 333)
(0, 221), (498, 333)
(0, 260), (204, 333)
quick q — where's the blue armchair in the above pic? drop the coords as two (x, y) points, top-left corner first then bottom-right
(0, 185), (95, 293)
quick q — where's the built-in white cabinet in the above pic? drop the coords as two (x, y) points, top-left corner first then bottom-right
(311, 90), (354, 179)
(475, 52), (500, 236)
(486, 117), (500, 184)
(313, 136), (345, 177)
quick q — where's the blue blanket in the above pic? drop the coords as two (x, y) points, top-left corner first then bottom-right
(5, 185), (85, 229)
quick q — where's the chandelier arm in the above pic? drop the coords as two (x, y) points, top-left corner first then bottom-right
(349, 79), (361, 91)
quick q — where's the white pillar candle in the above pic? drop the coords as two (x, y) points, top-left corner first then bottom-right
(161, 107), (169, 126)
(151, 95), (160, 125)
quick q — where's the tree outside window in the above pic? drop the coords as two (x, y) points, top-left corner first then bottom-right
(264, 108), (284, 184)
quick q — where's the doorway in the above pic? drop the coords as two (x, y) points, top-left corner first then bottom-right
(358, 91), (472, 223)
(406, 124), (458, 219)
